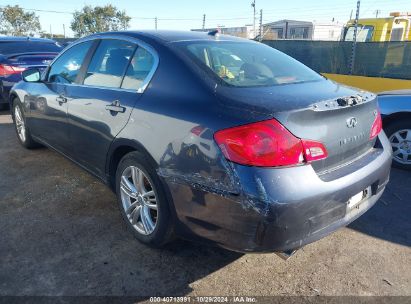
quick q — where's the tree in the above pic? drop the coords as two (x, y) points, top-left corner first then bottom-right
(71, 5), (131, 37)
(0, 5), (41, 36)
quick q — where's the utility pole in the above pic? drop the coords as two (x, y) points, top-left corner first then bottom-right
(374, 9), (381, 18)
(155, 17), (158, 30)
(350, 0), (361, 75)
(251, 0), (256, 39)
(259, 9), (263, 42)
(63, 24), (66, 38)
(49, 24), (52, 38)
(202, 14), (206, 30)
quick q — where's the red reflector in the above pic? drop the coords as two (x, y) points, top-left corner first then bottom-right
(302, 140), (328, 162)
(214, 119), (327, 167)
(190, 125), (205, 136)
(0, 64), (26, 77)
(370, 110), (382, 140)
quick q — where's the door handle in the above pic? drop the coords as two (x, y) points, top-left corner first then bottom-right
(105, 100), (126, 113)
(56, 95), (67, 105)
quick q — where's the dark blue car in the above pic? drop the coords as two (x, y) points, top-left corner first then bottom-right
(9, 31), (392, 257)
(0, 37), (62, 110)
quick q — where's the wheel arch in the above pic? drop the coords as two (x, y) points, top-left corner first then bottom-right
(106, 138), (179, 223)
(9, 91), (19, 117)
(106, 138), (159, 192)
(382, 112), (411, 130)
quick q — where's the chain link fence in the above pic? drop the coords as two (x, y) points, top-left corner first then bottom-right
(263, 40), (411, 80)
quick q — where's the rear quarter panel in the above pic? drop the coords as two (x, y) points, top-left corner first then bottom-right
(378, 94), (411, 116)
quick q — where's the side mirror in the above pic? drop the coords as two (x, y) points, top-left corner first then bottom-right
(22, 68), (41, 82)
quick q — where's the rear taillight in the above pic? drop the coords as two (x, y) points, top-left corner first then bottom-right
(214, 119), (328, 167)
(0, 64), (26, 77)
(370, 110), (382, 140)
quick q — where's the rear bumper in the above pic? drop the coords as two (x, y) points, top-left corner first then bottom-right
(168, 132), (392, 252)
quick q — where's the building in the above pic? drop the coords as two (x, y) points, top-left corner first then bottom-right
(261, 19), (344, 41)
(191, 25), (256, 39)
(192, 19), (343, 41)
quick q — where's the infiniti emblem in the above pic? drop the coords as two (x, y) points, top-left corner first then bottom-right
(346, 117), (358, 128)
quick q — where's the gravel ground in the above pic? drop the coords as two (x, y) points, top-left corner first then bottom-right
(0, 110), (410, 297)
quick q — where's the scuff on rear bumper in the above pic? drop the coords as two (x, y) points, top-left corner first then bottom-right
(158, 133), (392, 252)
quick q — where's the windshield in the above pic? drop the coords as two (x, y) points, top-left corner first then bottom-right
(177, 41), (323, 87)
(344, 25), (374, 42)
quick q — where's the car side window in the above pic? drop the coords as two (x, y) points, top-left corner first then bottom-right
(83, 39), (135, 89)
(48, 41), (93, 84)
(121, 46), (155, 90)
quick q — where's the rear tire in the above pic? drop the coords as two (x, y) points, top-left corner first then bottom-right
(384, 119), (411, 171)
(12, 98), (40, 149)
(115, 151), (174, 247)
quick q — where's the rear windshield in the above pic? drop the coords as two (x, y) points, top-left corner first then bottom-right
(0, 41), (62, 55)
(177, 40), (322, 87)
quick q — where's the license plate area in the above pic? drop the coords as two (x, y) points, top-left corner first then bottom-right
(347, 186), (372, 210)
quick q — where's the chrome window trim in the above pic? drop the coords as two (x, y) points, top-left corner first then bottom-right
(46, 33), (159, 94)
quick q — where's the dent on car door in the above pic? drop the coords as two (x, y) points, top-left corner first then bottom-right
(29, 40), (94, 153)
(66, 39), (157, 177)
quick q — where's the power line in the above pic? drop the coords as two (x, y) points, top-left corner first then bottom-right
(2, 3), (411, 23)
(2, 2), (411, 29)
(0, 6), (73, 15)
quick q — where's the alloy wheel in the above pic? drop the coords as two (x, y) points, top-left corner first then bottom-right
(120, 166), (158, 235)
(14, 106), (26, 143)
(389, 129), (411, 164)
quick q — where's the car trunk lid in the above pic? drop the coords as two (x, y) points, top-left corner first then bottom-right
(215, 79), (378, 173)
(6, 52), (58, 70)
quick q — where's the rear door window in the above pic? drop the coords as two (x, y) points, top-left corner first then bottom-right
(83, 39), (135, 88)
(121, 46), (155, 90)
(48, 41), (93, 84)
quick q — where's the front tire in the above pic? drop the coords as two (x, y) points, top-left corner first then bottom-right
(12, 98), (40, 149)
(115, 151), (174, 247)
(385, 119), (411, 170)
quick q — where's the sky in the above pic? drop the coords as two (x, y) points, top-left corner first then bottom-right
(2, 0), (411, 37)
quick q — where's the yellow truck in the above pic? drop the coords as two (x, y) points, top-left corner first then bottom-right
(343, 12), (411, 42)
(325, 12), (411, 92)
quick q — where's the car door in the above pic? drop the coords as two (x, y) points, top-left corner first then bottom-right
(65, 38), (158, 177)
(28, 40), (95, 154)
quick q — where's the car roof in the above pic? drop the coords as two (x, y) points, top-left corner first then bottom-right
(91, 30), (249, 44)
(0, 36), (57, 43)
